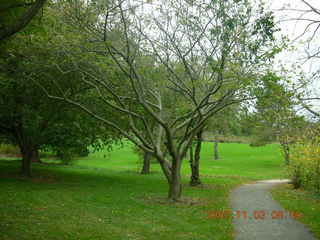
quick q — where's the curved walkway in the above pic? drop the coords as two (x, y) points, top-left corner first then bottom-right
(230, 179), (316, 240)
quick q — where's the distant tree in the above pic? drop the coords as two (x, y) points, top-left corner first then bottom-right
(249, 72), (305, 164)
(206, 104), (243, 160)
(280, 0), (320, 118)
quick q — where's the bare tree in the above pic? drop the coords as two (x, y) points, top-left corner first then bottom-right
(41, 0), (278, 201)
(297, 0), (320, 58)
(279, 0), (320, 117)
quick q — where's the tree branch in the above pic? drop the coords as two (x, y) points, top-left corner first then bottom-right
(0, 0), (47, 40)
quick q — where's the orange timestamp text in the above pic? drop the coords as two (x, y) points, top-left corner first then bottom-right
(207, 210), (303, 220)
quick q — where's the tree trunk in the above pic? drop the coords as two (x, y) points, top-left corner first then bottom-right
(292, 165), (301, 189)
(31, 148), (41, 163)
(140, 151), (150, 174)
(156, 155), (172, 183)
(154, 152), (182, 201)
(284, 149), (290, 165)
(168, 158), (182, 201)
(280, 142), (290, 165)
(214, 140), (219, 160)
(189, 129), (203, 186)
(20, 145), (33, 177)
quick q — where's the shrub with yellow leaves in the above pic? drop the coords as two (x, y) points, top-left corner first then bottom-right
(289, 127), (320, 193)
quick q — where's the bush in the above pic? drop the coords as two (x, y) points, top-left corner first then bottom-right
(288, 128), (320, 193)
(55, 147), (90, 165)
(0, 144), (20, 156)
(249, 138), (268, 147)
(56, 149), (76, 165)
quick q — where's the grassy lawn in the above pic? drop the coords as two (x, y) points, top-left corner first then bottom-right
(0, 142), (284, 240)
(271, 184), (320, 239)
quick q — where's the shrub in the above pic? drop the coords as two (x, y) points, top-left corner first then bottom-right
(249, 138), (268, 147)
(55, 147), (90, 165)
(289, 128), (320, 193)
(56, 148), (76, 165)
(0, 144), (20, 156)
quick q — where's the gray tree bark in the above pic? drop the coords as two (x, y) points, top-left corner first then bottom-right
(140, 151), (150, 174)
(168, 157), (182, 200)
(189, 129), (203, 186)
(214, 140), (219, 160)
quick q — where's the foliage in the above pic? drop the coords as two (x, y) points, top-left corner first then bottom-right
(0, 3), (124, 174)
(0, 0), (47, 41)
(244, 71), (305, 163)
(206, 104), (243, 137)
(288, 126), (320, 192)
(0, 144), (20, 156)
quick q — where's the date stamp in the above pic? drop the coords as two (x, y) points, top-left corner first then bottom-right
(207, 210), (303, 220)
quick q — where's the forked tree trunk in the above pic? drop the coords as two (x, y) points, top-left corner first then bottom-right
(140, 151), (150, 174)
(155, 153), (183, 201)
(189, 129), (203, 186)
(214, 140), (219, 160)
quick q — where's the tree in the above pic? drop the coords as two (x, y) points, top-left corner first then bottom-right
(288, 124), (320, 191)
(188, 104), (242, 186)
(249, 71), (304, 164)
(0, 0), (47, 41)
(279, 1), (320, 118)
(0, 4), (122, 176)
(0, 55), (121, 176)
(42, 0), (280, 200)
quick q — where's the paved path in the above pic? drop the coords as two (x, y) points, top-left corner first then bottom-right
(230, 179), (316, 240)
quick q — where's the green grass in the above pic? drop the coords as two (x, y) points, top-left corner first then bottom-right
(271, 184), (320, 239)
(75, 142), (285, 180)
(0, 142), (284, 240)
